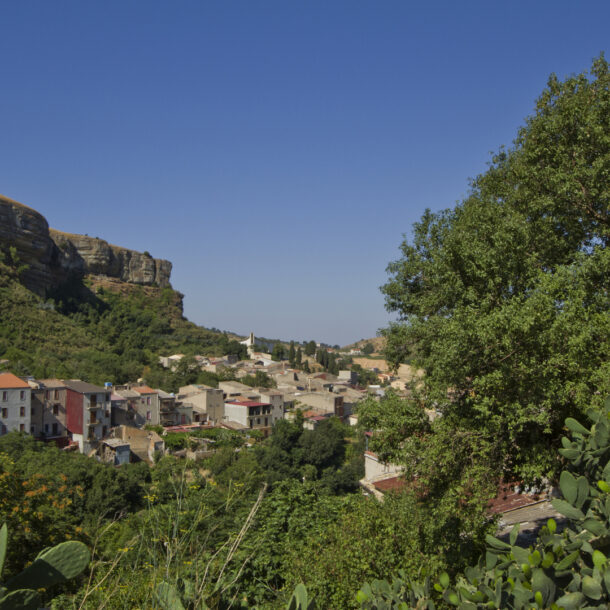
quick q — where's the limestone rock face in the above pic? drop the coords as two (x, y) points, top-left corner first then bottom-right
(0, 195), (63, 293)
(49, 230), (172, 287)
(0, 194), (172, 295)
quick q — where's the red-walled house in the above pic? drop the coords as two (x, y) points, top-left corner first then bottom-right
(63, 380), (111, 453)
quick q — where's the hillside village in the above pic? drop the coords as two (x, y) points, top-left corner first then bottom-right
(0, 335), (562, 535)
(0, 193), (419, 494)
(0, 333), (406, 471)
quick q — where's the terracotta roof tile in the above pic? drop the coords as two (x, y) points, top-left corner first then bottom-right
(373, 477), (406, 493)
(133, 385), (156, 394)
(0, 373), (29, 389)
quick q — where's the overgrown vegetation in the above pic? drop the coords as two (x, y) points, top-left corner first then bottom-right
(358, 399), (610, 609)
(0, 258), (243, 386)
(0, 416), (365, 608)
(240, 370), (277, 389)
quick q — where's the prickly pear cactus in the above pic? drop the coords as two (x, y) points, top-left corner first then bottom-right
(156, 582), (186, 610)
(357, 398), (610, 609)
(6, 539), (90, 590)
(286, 583), (315, 610)
(0, 522), (90, 609)
(156, 579), (209, 610)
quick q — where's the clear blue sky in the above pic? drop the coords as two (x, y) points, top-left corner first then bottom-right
(1, 1), (608, 345)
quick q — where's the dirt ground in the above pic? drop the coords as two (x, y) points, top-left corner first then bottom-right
(352, 358), (423, 383)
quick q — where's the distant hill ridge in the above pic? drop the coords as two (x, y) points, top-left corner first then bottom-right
(0, 194), (172, 296)
(342, 336), (385, 352)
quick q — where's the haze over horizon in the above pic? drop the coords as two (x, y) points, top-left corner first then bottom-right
(1, 1), (608, 345)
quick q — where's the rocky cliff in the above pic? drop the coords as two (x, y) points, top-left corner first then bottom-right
(0, 194), (172, 295)
(49, 229), (172, 288)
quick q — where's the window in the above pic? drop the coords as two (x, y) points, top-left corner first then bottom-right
(53, 404), (59, 416)
(1, 391), (7, 402)
(265, 417), (268, 426)
(147, 396), (151, 406)
(31, 407), (35, 416)
(146, 411), (151, 420)
(1, 408), (7, 418)
(20, 407), (25, 417)
(30, 425), (35, 434)
(54, 389), (59, 400)
(45, 390), (50, 400)
(20, 390), (25, 401)
(19, 424), (24, 432)
(44, 424), (49, 433)
(52, 423), (58, 435)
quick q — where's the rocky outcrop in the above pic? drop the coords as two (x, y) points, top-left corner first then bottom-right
(49, 230), (172, 288)
(0, 194), (172, 295)
(0, 194), (61, 293)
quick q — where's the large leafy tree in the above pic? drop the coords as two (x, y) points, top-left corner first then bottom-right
(381, 56), (610, 482)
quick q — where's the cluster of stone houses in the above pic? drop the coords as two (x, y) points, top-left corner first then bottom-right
(0, 354), (370, 464)
(172, 368), (366, 435)
(0, 373), (113, 452)
(0, 372), (163, 464)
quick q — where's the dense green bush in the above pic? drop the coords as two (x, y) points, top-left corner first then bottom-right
(0, 434), (149, 580)
(381, 57), (610, 485)
(358, 399), (610, 609)
(0, 522), (90, 610)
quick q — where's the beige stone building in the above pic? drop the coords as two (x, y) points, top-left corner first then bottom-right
(178, 384), (224, 424)
(29, 379), (69, 441)
(292, 392), (344, 418)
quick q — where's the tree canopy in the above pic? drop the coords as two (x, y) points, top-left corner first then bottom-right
(241, 369), (277, 389)
(381, 56), (610, 482)
(362, 342), (375, 355)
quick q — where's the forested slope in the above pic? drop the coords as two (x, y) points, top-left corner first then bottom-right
(0, 252), (241, 386)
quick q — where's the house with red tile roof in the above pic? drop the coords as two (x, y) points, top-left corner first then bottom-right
(223, 399), (277, 437)
(303, 412), (334, 430)
(132, 385), (161, 426)
(0, 372), (31, 436)
(115, 384), (161, 427)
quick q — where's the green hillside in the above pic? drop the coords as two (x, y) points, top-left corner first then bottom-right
(0, 252), (240, 386)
